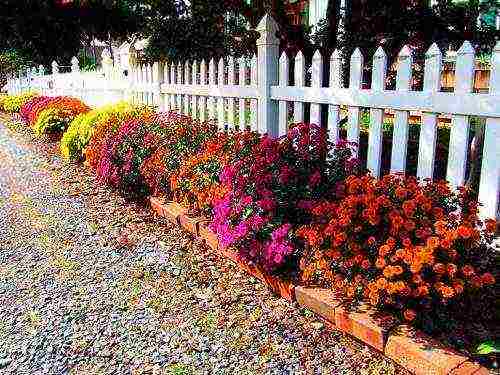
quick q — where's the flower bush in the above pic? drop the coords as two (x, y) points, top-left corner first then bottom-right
(20, 95), (49, 123)
(140, 113), (218, 198)
(94, 112), (160, 196)
(31, 97), (90, 135)
(84, 106), (154, 170)
(61, 102), (143, 161)
(2, 92), (38, 113)
(296, 173), (497, 322)
(170, 131), (261, 215)
(210, 123), (359, 272)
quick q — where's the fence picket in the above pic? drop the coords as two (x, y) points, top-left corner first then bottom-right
(478, 41), (500, 219)
(163, 62), (170, 112)
(217, 57), (225, 130)
(238, 57), (246, 131)
(199, 59), (207, 122)
(310, 50), (323, 127)
(184, 61), (190, 115)
(250, 54), (258, 132)
(191, 60), (198, 119)
(278, 52), (289, 136)
(208, 58), (216, 120)
(447, 41), (475, 188)
(328, 49), (342, 145)
(347, 48), (364, 155)
(367, 46), (387, 178)
(170, 63), (176, 111)
(417, 43), (442, 180)
(227, 56), (236, 130)
(177, 62), (183, 112)
(152, 62), (162, 109)
(390, 45), (413, 173)
(294, 51), (305, 123)
(141, 64), (147, 104)
(147, 64), (153, 105)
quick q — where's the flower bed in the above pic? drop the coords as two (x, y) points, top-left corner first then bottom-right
(1, 92), (39, 113)
(19, 95), (90, 135)
(3, 92), (497, 372)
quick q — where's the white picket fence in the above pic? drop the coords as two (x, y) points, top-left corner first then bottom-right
(4, 15), (500, 220)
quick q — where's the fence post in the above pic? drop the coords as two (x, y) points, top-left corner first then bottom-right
(256, 14), (279, 137)
(71, 56), (80, 99)
(51, 61), (59, 96)
(478, 41), (500, 220)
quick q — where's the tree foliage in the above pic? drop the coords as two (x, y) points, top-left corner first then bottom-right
(0, 0), (139, 66)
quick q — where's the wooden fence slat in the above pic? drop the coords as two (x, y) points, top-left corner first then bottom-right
(146, 64), (153, 105)
(417, 43), (442, 180)
(347, 48), (364, 155)
(217, 57), (225, 130)
(170, 63), (176, 111)
(328, 49), (342, 145)
(278, 52), (289, 136)
(294, 51), (305, 123)
(191, 60), (198, 119)
(250, 54), (258, 132)
(164, 62), (170, 112)
(310, 50), (323, 127)
(142, 64), (147, 104)
(177, 62), (183, 112)
(184, 61), (190, 115)
(238, 57), (246, 131)
(390, 45), (413, 173)
(367, 46), (387, 177)
(478, 41), (500, 219)
(199, 59), (207, 122)
(208, 58), (216, 120)
(227, 56), (236, 130)
(447, 41), (475, 188)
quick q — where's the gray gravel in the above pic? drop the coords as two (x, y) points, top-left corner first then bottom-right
(0, 117), (408, 374)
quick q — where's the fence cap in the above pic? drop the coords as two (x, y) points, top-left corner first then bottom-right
(256, 14), (279, 46)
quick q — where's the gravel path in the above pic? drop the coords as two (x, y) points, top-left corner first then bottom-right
(0, 117), (408, 375)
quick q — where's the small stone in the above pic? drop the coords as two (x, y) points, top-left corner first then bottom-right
(0, 358), (12, 369)
(311, 321), (324, 330)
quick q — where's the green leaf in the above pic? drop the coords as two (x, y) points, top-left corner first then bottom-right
(476, 340), (500, 355)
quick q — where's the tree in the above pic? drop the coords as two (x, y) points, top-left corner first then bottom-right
(0, 0), (140, 67)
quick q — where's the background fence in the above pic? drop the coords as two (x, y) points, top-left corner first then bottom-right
(3, 15), (500, 220)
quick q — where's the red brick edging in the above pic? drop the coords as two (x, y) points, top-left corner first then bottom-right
(150, 197), (295, 302)
(150, 197), (489, 375)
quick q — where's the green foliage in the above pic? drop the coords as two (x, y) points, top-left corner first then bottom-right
(0, 49), (32, 89)
(32, 108), (69, 136)
(476, 340), (500, 355)
(0, 0), (139, 66)
(77, 50), (97, 72)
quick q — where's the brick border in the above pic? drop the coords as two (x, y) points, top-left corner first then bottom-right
(151, 198), (296, 302)
(150, 197), (489, 375)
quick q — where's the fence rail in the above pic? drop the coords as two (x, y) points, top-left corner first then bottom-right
(3, 14), (500, 220)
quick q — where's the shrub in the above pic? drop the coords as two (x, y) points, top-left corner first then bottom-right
(61, 102), (144, 161)
(31, 97), (90, 135)
(84, 106), (155, 169)
(210, 123), (359, 272)
(20, 96), (49, 123)
(94, 112), (187, 197)
(2, 92), (38, 113)
(140, 113), (218, 198)
(170, 131), (260, 215)
(296, 174), (497, 322)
